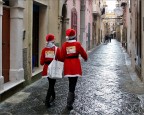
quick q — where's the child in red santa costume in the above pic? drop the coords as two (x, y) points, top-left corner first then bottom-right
(61, 29), (88, 110)
(40, 34), (61, 108)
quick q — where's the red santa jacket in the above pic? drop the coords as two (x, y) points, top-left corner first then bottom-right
(40, 46), (61, 76)
(61, 40), (88, 77)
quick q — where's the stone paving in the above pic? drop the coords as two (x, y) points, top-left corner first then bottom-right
(1, 39), (144, 115)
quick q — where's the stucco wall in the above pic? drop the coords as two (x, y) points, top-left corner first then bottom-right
(141, 0), (144, 80)
(23, 0), (49, 82)
(48, 0), (59, 44)
(126, 4), (131, 56)
(130, 0), (136, 69)
(0, 0), (3, 91)
(85, 0), (93, 42)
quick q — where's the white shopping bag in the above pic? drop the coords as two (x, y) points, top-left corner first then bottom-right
(48, 47), (64, 79)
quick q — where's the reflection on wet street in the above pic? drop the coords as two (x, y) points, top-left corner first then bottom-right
(72, 39), (144, 115)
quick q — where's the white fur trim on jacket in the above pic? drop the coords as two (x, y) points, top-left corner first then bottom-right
(64, 74), (81, 77)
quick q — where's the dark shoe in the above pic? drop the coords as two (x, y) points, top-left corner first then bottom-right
(66, 105), (73, 110)
(66, 92), (75, 110)
(45, 92), (51, 108)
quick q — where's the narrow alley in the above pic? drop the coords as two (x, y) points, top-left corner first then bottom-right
(0, 39), (144, 115)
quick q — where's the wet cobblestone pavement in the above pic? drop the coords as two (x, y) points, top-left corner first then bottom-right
(1, 39), (144, 115)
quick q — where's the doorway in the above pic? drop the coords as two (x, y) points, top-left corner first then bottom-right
(32, 4), (39, 71)
(135, 0), (141, 75)
(2, 7), (10, 83)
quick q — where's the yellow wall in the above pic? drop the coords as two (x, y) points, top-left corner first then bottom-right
(48, 0), (60, 45)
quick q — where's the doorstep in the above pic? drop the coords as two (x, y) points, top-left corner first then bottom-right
(0, 79), (25, 94)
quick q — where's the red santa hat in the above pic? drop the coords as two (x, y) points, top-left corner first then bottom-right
(46, 34), (55, 42)
(66, 29), (76, 39)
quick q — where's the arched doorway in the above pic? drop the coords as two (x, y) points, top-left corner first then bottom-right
(61, 4), (67, 44)
(71, 8), (77, 40)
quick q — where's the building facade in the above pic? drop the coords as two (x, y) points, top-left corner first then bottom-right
(92, 0), (106, 45)
(23, 0), (49, 85)
(116, 0), (143, 81)
(0, 0), (25, 94)
(0, 0), (60, 96)
(124, 0), (142, 80)
(0, 0), (95, 98)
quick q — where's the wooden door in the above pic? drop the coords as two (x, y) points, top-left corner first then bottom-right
(2, 7), (10, 83)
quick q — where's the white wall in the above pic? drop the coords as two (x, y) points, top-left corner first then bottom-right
(0, 0), (4, 91)
(141, 0), (144, 81)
